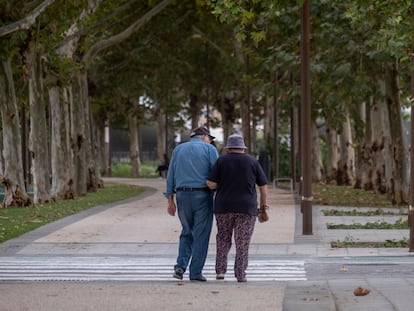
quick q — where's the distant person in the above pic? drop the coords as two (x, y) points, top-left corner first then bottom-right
(206, 133), (268, 282)
(164, 126), (218, 281)
(156, 154), (169, 178)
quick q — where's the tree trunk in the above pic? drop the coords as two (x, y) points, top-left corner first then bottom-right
(49, 85), (75, 199)
(240, 92), (251, 151)
(0, 59), (31, 207)
(355, 101), (374, 190)
(311, 120), (324, 182)
(384, 63), (407, 204)
(54, 0), (103, 195)
(217, 96), (235, 144)
(156, 107), (166, 162)
(251, 113), (257, 155)
(188, 94), (202, 129)
(264, 95), (273, 145)
(370, 94), (388, 194)
(128, 112), (141, 177)
(325, 119), (339, 184)
(70, 71), (87, 196)
(80, 70), (99, 192)
(337, 107), (355, 186)
(95, 123), (107, 177)
(27, 41), (51, 203)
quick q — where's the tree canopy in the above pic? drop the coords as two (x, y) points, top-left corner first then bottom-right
(1, 0), (414, 206)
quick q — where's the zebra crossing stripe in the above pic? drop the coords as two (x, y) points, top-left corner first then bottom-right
(0, 256), (306, 282)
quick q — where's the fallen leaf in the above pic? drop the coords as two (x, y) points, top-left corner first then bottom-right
(354, 286), (370, 296)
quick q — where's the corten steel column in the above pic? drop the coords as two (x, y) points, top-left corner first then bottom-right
(290, 106), (296, 191)
(273, 63), (279, 180)
(205, 42), (210, 129)
(246, 55), (252, 152)
(20, 105), (28, 188)
(165, 110), (168, 157)
(290, 73), (296, 191)
(409, 52), (414, 252)
(300, 0), (313, 234)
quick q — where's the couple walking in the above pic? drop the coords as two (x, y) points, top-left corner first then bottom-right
(164, 127), (268, 282)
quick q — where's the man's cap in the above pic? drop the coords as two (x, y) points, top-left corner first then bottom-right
(224, 134), (247, 149)
(190, 126), (215, 140)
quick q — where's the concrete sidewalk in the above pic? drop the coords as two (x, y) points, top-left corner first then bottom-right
(0, 177), (413, 311)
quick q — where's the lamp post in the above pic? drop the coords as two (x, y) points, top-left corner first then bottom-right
(273, 57), (279, 180)
(300, 0), (313, 235)
(409, 52), (414, 252)
(205, 42), (210, 129)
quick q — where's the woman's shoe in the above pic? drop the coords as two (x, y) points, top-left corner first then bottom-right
(216, 274), (225, 280)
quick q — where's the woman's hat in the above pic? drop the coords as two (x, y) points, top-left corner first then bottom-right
(224, 134), (247, 149)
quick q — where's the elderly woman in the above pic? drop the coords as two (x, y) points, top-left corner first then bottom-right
(206, 133), (268, 282)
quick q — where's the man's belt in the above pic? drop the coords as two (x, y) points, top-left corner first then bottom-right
(175, 187), (211, 192)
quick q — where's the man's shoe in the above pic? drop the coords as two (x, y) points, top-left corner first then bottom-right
(216, 274), (225, 280)
(237, 278), (247, 283)
(190, 275), (207, 282)
(173, 267), (184, 280)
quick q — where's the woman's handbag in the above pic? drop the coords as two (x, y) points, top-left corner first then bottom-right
(258, 205), (269, 223)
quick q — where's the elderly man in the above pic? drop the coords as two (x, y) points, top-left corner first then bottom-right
(164, 126), (218, 282)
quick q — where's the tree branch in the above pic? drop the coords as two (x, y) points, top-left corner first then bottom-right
(0, 0), (55, 37)
(83, 0), (172, 63)
(192, 26), (228, 58)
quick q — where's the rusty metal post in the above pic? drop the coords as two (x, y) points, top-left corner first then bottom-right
(273, 59), (279, 180)
(409, 52), (414, 252)
(300, 0), (312, 235)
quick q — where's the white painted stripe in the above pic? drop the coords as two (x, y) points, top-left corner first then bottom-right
(0, 256), (306, 282)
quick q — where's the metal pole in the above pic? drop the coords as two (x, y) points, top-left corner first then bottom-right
(107, 124), (112, 177)
(20, 105), (28, 189)
(300, 0), (312, 235)
(246, 55), (252, 152)
(273, 59), (279, 180)
(290, 105), (296, 191)
(165, 109), (168, 157)
(205, 42), (210, 129)
(290, 73), (296, 191)
(409, 52), (414, 252)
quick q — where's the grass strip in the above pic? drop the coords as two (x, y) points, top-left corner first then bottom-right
(327, 218), (408, 229)
(331, 238), (409, 248)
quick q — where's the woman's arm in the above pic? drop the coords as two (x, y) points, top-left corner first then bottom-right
(206, 180), (218, 190)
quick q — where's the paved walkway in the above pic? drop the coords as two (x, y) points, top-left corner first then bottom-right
(0, 177), (413, 311)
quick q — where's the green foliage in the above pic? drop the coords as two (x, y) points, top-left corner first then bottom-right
(0, 183), (144, 243)
(111, 162), (158, 178)
(345, 0), (414, 59)
(202, 0), (297, 43)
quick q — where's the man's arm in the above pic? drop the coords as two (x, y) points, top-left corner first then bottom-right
(167, 194), (176, 216)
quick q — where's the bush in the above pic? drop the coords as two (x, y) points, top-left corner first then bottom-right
(111, 162), (158, 178)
